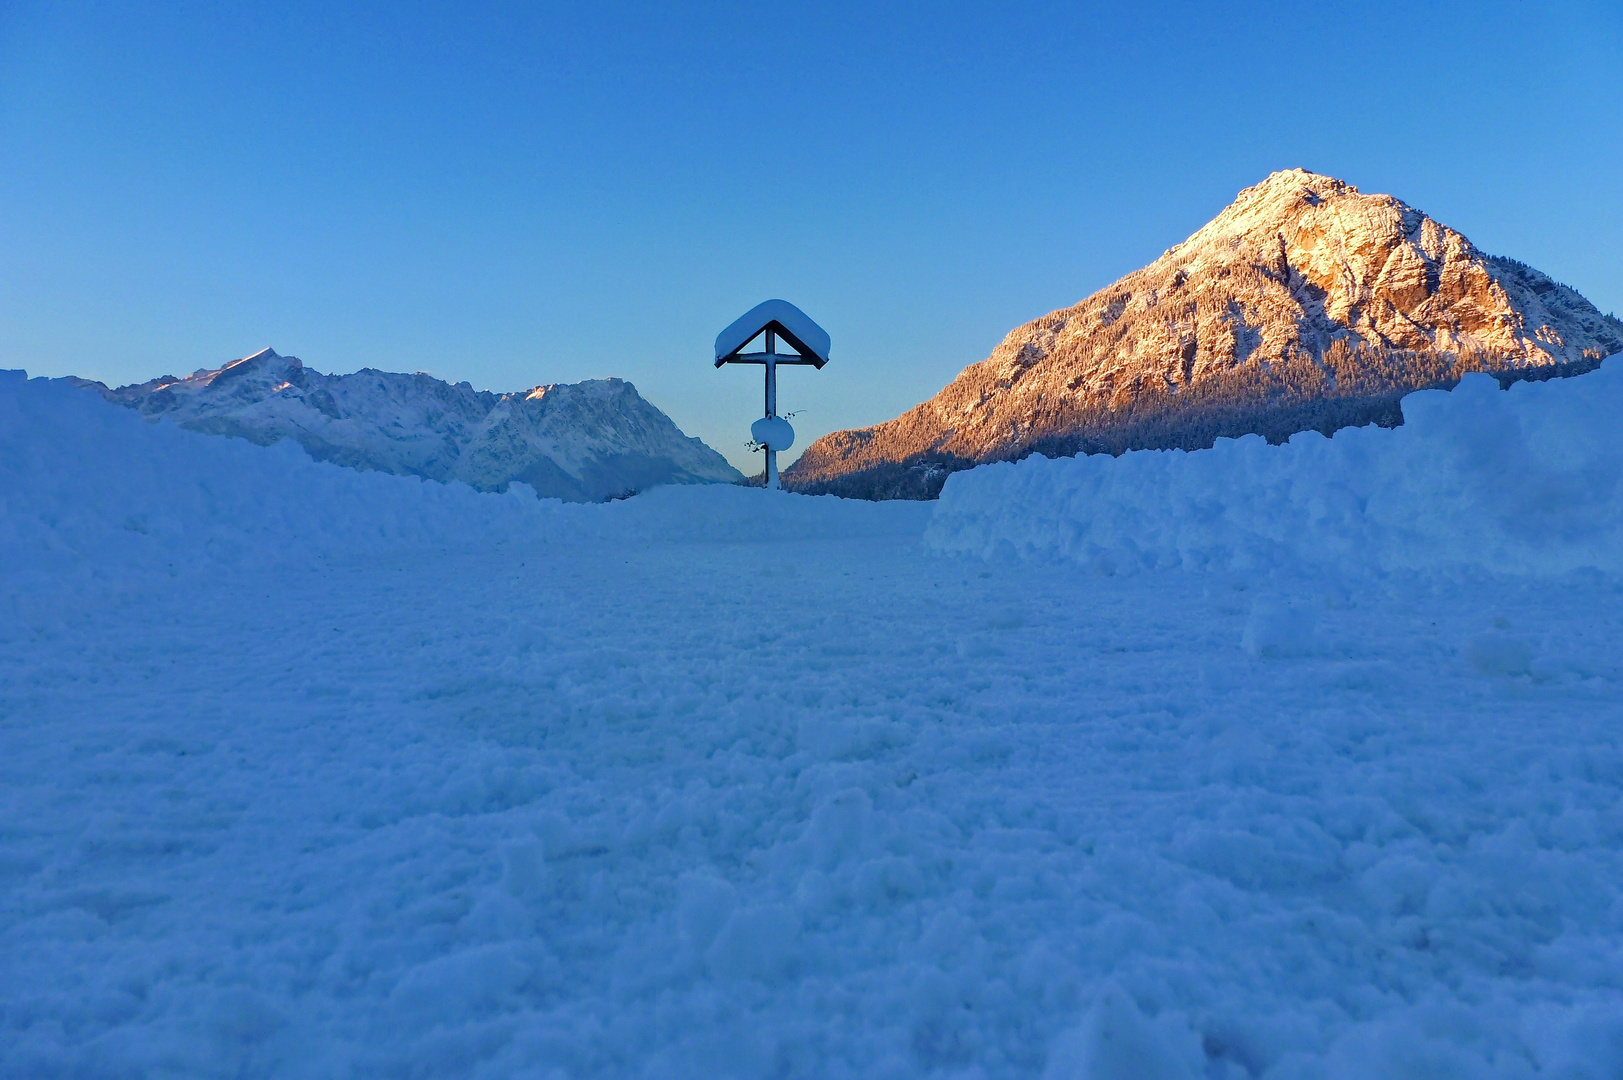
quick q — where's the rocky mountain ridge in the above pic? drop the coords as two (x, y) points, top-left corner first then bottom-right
(786, 169), (1623, 499)
(82, 349), (742, 501)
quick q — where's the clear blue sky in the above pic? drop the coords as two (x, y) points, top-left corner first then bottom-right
(2, 0), (1619, 470)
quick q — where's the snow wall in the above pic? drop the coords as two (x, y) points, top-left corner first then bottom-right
(926, 358), (1623, 577)
(0, 371), (926, 584)
(13, 358), (1623, 583)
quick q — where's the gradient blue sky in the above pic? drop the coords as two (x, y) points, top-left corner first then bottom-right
(2, 0), (1619, 470)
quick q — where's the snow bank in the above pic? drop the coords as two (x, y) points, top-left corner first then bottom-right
(0, 372), (926, 583)
(926, 359), (1623, 576)
(7, 366), (1623, 1078)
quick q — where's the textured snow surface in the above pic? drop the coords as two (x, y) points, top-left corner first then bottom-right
(5, 369), (1623, 1078)
(928, 359), (1623, 577)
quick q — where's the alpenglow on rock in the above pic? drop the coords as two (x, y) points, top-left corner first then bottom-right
(85, 349), (742, 501)
(785, 169), (1623, 500)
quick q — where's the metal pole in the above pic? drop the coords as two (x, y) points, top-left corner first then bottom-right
(764, 329), (780, 489)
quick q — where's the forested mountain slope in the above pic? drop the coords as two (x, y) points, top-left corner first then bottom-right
(787, 169), (1623, 499)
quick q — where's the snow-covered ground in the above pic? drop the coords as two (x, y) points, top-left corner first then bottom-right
(4, 367), (1623, 1078)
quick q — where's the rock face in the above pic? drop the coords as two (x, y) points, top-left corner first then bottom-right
(85, 349), (742, 501)
(786, 169), (1623, 499)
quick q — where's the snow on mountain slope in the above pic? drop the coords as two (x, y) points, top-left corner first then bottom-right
(82, 348), (742, 501)
(6, 365), (1623, 1078)
(788, 170), (1623, 499)
(928, 356), (1623, 577)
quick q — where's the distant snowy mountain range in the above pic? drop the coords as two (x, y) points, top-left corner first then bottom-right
(76, 349), (742, 501)
(787, 169), (1623, 499)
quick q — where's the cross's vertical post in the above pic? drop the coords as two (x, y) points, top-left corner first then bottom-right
(764, 330), (780, 489)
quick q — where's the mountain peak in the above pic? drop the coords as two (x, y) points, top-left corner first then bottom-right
(786, 172), (1623, 500)
(1246, 167), (1351, 195)
(227, 347), (301, 371)
(1223, 169), (1359, 216)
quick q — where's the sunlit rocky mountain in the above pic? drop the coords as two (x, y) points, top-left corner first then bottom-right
(786, 169), (1623, 499)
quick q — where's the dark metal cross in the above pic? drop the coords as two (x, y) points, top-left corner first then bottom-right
(715, 302), (830, 490)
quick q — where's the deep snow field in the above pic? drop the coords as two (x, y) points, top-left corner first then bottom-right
(4, 365), (1623, 1079)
